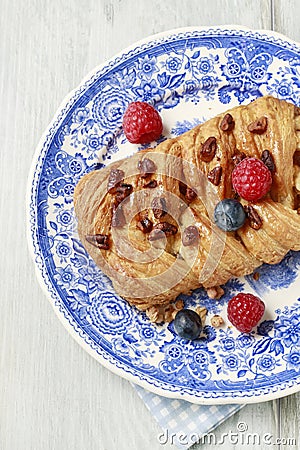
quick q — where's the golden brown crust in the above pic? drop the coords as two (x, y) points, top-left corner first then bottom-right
(74, 96), (300, 321)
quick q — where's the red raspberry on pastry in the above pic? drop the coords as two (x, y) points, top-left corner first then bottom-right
(232, 157), (272, 201)
(122, 101), (163, 144)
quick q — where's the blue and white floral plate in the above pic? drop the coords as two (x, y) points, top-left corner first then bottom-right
(27, 26), (300, 404)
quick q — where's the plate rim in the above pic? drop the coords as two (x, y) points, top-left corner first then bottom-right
(26, 24), (300, 405)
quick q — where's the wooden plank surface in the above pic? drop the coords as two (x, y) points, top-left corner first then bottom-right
(0, 0), (299, 449)
(271, 3), (300, 449)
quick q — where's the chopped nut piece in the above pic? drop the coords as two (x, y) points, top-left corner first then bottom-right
(179, 182), (197, 202)
(146, 306), (162, 323)
(111, 203), (126, 228)
(220, 113), (235, 132)
(149, 222), (178, 241)
(164, 310), (174, 323)
(261, 150), (275, 172)
(164, 305), (175, 323)
(186, 187), (197, 202)
(85, 234), (110, 250)
(146, 301), (184, 323)
(295, 106), (300, 116)
(207, 286), (225, 299)
(107, 169), (124, 194)
(137, 217), (153, 233)
(244, 205), (263, 230)
(179, 181), (187, 196)
(138, 158), (157, 178)
(195, 306), (207, 326)
(116, 183), (133, 194)
(200, 136), (217, 162)
(248, 116), (268, 134)
(115, 183), (133, 204)
(175, 299), (184, 310)
(253, 272), (260, 281)
(211, 315), (224, 328)
(182, 226), (199, 246)
(207, 166), (222, 186)
(293, 150), (300, 166)
(151, 197), (167, 219)
(143, 179), (158, 189)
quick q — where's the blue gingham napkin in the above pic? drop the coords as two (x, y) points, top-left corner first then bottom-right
(134, 384), (244, 448)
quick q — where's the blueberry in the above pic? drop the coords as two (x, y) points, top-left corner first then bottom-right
(174, 309), (202, 340)
(214, 199), (246, 231)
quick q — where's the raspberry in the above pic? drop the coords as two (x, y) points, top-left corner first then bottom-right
(122, 102), (163, 144)
(227, 293), (265, 333)
(231, 157), (272, 201)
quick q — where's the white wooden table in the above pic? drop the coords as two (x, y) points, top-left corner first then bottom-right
(1, 1), (299, 449)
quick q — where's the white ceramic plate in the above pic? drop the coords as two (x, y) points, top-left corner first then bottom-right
(27, 26), (300, 404)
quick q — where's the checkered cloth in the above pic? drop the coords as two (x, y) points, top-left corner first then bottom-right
(134, 384), (244, 448)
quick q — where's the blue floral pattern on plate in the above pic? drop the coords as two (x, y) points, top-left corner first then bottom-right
(28, 27), (300, 404)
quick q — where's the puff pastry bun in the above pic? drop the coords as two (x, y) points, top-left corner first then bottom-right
(74, 96), (300, 322)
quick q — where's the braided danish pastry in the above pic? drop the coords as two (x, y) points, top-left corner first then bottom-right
(74, 96), (300, 322)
